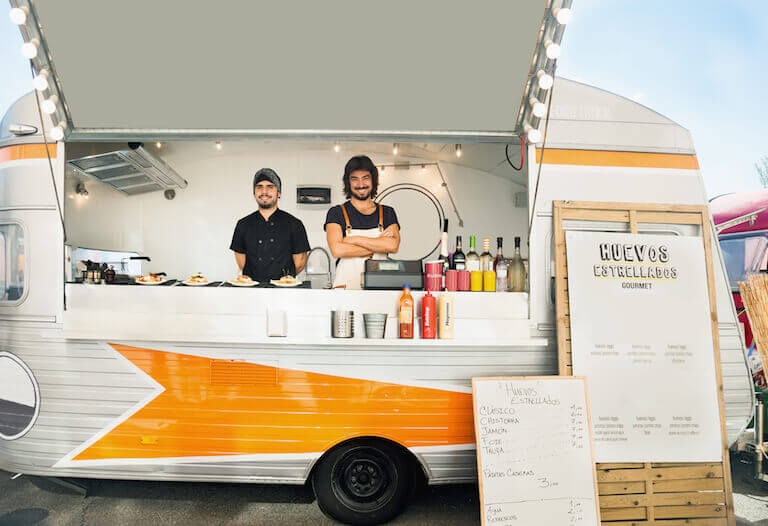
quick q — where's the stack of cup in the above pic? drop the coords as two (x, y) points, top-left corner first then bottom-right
(458, 270), (471, 291)
(363, 313), (388, 339)
(424, 261), (443, 291)
(445, 270), (458, 291)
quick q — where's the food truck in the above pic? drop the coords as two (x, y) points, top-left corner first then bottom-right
(0, 1), (754, 524)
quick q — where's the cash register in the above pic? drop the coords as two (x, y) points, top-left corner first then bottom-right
(363, 259), (424, 290)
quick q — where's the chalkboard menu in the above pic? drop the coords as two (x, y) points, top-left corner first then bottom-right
(472, 377), (600, 526)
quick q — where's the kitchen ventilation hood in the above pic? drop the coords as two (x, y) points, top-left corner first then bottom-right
(67, 143), (187, 196)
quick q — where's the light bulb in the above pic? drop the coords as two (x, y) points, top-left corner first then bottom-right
(536, 70), (553, 90)
(545, 40), (561, 60)
(9, 7), (28, 25)
(421, 164), (426, 173)
(156, 142), (162, 148)
(21, 38), (39, 59)
(393, 143), (398, 156)
(334, 142), (340, 152)
(215, 141), (222, 150)
(553, 7), (572, 25)
(455, 144), (462, 158)
(49, 124), (65, 141)
(83, 193), (89, 200)
(530, 97), (547, 118)
(524, 124), (542, 144)
(41, 95), (58, 115)
(33, 69), (49, 91)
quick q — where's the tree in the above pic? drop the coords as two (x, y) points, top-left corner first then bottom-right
(758, 156), (768, 188)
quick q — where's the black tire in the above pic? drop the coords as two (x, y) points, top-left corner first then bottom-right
(312, 439), (413, 525)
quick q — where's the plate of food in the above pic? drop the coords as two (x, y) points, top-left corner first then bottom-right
(270, 275), (302, 287)
(184, 274), (210, 286)
(135, 274), (167, 285)
(228, 275), (258, 287)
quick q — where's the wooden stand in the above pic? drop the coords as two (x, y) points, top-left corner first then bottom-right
(553, 201), (735, 525)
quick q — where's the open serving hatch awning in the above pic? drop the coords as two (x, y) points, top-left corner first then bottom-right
(12, 0), (572, 142)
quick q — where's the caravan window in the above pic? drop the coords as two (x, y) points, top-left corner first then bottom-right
(0, 224), (25, 303)
(719, 234), (768, 290)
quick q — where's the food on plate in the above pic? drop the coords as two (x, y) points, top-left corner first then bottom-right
(232, 275), (254, 284)
(188, 274), (209, 284)
(272, 275), (298, 285)
(136, 273), (163, 283)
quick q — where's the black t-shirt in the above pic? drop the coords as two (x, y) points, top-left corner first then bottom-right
(230, 209), (310, 282)
(324, 202), (399, 236)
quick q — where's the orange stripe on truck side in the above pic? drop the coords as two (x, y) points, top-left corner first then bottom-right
(73, 344), (474, 461)
(536, 148), (699, 169)
(0, 143), (57, 163)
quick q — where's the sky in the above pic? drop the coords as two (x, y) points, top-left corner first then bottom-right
(1, 1), (766, 198)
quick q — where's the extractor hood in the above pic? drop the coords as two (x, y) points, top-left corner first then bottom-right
(67, 143), (187, 196)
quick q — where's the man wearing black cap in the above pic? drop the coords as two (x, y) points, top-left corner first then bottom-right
(230, 168), (310, 282)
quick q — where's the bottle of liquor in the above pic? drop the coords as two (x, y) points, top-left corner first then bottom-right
(495, 237), (508, 292)
(494, 237), (504, 271)
(480, 237), (493, 272)
(508, 236), (526, 292)
(399, 285), (414, 338)
(438, 219), (449, 276)
(466, 235), (480, 272)
(453, 235), (466, 270)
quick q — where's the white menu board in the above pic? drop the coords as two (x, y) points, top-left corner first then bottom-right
(472, 377), (600, 526)
(565, 231), (722, 462)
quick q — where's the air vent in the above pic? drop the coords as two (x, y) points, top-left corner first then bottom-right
(67, 145), (187, 196)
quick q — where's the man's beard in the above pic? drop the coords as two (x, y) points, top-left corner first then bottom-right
(258, 198), (277, 209)
(352, 189), (371, 201)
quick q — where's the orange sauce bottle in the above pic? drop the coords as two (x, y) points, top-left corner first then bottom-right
(399, 285), (414, 339)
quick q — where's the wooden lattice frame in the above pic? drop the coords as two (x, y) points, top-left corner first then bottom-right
(553, 201), (735, 525)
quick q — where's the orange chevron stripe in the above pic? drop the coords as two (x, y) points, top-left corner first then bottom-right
(74, 344), (474, 461)
(0, 144), (57, 163)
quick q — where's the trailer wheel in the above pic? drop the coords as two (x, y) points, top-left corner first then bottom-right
(312, 439), (412, 525)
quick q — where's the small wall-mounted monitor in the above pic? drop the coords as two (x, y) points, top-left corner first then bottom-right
(297, 186), (331, 205)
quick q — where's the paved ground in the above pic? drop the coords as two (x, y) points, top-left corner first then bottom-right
(0, 460), (766, 525)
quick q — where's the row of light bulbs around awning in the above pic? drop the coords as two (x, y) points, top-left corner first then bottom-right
(11, 4), (571, 146)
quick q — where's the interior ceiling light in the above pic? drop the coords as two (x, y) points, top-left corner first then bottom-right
(156, 142), (162, 148)
(76, 182), (89, 199)
(536, 70), (553, 90)
(334, 142), (340, 152)
(41, 95), (58, 115)
(553, 7), (572, 24)
(215, 141), (222, 150)
(49, 123), (66, 141)
(545, 40), (561, 60)
(33, 69), (49, 91)
(524, 124), (542, 144)
(9, 7), (28, 25)
(21, 38), (39, 59)
(455, 144), (462, 158)
(392, 143), (399, 156)
(530, 96), (547, 118)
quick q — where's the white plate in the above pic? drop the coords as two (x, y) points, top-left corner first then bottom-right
(270, 279), (303, 287)
(135, 278), (168, 285)
(228, 279), (258, 287)
(183, 279), (210, 286)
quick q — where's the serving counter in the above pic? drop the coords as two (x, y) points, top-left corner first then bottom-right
(63, 283), (545, 348)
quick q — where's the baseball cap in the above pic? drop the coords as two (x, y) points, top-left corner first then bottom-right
(253, 168), (282, 193)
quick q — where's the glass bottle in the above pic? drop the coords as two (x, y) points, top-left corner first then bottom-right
(438, 219), (449, 276)
(494, 237), (504, 271)
(453, 235), (466, 270)
(480, 237), (493, 272)
(508, 236), (526, 292)
(466, 235), (480, 272)
(495, 241), (508, 292)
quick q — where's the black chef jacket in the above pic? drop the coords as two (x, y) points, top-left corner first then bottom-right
(230, 209), (310, 282)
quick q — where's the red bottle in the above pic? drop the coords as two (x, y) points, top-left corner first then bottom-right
(421, 291), (437, 339)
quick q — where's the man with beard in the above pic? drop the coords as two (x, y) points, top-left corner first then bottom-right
(325, 155), (400, 289)
(230, 168), (310, 283)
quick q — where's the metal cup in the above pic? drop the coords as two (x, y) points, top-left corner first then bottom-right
(331, 310), (355, 338)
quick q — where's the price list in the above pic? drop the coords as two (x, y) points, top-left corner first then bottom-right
(472, 377), (599, 526)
